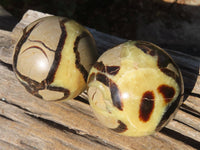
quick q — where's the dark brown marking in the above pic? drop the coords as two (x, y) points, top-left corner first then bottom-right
(158, 85), (175, 103)
(13, 22), (39, 71)
(157, 53), (171, 69)
(160, 67), (182, 90)
(152, 44), (183, 89)
(137, 41), (173, 69)
(93, 61), (120, 75)
(139, 91), (155, 122)
(91, 90), (96, 101)
(110, 80), (123, 110)
(19, 77), (45, 99)
(46, 19), (67, 85)
(22, 46), (49, 63)
(47, 85), (70, 101)
(93, 61), (106, 72)
(111, 120), (128, 133)
(96, 73), (123, 110)
(106, 66), (120, 75)
(96, 73), (109, 87)
(160, 68), (178, 83)
(135, 42), (155, 56)
(135, 41), (174, 69)
(73, 32), (89, 82)
(28, 39), (55, 52)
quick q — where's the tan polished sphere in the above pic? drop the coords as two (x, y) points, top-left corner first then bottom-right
(87, 41), (183, 137)
(13, 16), (98, 101)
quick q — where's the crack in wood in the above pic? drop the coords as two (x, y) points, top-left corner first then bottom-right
(27, 113), (77, 134)
(189, 92), (200, 98)
(26, 113), (122, 150)
(0, 98), (32, 114)
(0, 114), (15, 122)
(173, 119), (200, 132)
(180, 104), (200, 117)
(161, 128), (200, 149)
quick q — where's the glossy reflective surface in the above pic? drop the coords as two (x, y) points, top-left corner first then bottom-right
(13, 16), (98, 101)
(87, 41), (184, 137)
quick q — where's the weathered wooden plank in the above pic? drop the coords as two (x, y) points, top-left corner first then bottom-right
(175, 110), (200, 131)
(0, 100), (115, 150)
(184, 95), (200, 113)
(0, 10), (200, 150)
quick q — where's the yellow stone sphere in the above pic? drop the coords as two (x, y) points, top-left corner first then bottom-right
(87, 41), (183, 137)
(13, 16), (98, 101)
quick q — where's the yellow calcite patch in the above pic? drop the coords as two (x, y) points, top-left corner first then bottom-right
(51, 21), (86, 100)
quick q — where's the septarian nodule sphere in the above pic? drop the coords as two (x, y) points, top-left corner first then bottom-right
(87, 41), (183, 137)
(13, 16), (97, 101)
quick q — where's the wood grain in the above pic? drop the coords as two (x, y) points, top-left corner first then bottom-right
(0, 10), (199, 150)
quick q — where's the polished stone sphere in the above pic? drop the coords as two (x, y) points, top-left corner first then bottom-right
(13, 16), (98, 101)
(87, 41), (183, 137)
